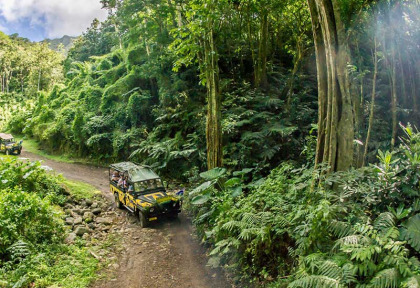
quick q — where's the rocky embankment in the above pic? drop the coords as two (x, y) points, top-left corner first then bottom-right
(62, 196), (117, 243)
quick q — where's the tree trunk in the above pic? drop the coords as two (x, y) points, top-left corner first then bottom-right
(246, 6), (257, 86)
(390, 41), (397, 148)
(256, 10), (268, 88)
(283, 39), (303, 111)
(307, 0), (355, 172)
(363, 37), (378, 166)
(204, 15), (222, 170)
(408, 55), (418, 121)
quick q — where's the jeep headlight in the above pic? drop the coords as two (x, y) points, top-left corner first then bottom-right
(149, 207), (155, 213)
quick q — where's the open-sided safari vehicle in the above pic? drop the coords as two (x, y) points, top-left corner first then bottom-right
(109, 162), (182, 227)
(0, 133), (22, 155)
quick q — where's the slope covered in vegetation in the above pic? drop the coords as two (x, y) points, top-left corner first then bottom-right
(0, 158), (101, 287)
(189, 125), (420, 286)
(1, 0), (419, 287)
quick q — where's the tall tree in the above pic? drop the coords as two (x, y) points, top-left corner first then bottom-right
(307, 0), (355, 172)
(171, 0), (224, 169)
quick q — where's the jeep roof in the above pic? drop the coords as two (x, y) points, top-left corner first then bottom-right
(109, 162), (160, 182)
(0, 133), (14, 141)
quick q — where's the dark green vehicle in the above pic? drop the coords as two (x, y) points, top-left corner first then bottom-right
(0, 133), (22, 155)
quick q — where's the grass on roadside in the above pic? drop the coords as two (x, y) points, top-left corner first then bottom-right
(60, 178), (101, 201)
(13, 133), (103, 166)
(15, 134), (77, 163)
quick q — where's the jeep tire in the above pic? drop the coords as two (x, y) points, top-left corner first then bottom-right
(138, 211), (149, 228)
(115, 193), (123, 209)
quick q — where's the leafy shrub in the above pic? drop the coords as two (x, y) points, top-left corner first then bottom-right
(0, 157), (102, 288)
(188, 127), (420, 286)
(0, 188), (65, 256)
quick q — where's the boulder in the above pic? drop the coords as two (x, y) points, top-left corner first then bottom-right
(91, 202), (99, 208)
(88, 223), (96, 230)
(73, 217), (83, 225)
(65, 217), (74, 225)
(65, 233), (77, 244)
(64, 203), (74, 209)
(85, 199), (93, 206)
(74, 226), (90, 236)
(96, 217), (112, 225)
(72, 208), (83, 215)
(83, 212), (94, 220)
(91, 208), (102, 215)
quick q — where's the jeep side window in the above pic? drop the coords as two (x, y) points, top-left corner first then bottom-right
(111, 170), (120, 182)
(155, 179), (163, 188)
(128, 183), (134, 194)
(141, 181), (148, 191)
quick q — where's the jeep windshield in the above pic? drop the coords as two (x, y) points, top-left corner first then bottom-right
(133, 178), (164, 194)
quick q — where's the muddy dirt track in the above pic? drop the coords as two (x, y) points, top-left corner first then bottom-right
(21, 151), (232, 288)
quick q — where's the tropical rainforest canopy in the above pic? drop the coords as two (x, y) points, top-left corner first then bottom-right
(1, 0), (420, 287)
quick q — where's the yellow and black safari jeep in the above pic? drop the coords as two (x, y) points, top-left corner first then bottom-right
(109, 162), (182, 227)
(0, 133), (22, 155)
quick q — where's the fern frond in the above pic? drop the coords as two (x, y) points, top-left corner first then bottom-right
(341, 263), (357, 284)
(334, 234), (370, 250)
(289, 275), (344, 288)
(241, 212), (260, 226)
(369, 268), (399, 288)
(318, 260), (342, 280)
(329, 220), (355, 238)
(194, 209), (215, 225)
(400, 214), (420, 253)
(7, 240), (32, 262)
(222, 220), (243, 232)
(238, 228), (262, 241)
(403, 275), (420, 288)
(374, 212), (396, 231)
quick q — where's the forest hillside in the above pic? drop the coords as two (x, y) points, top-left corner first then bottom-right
(0, 0), (419, 287)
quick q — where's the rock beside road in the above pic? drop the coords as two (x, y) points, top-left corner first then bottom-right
(75, 226), (90, 236)
(96, 217), (112, 225)
(92, 207), (102, 215)
(65, 217), (74, 225)
(65, 233), (77, 243)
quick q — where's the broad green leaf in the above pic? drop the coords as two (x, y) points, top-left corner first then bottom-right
(233, 168), (254, 176)
(189, 181), (213, 195)
(224, 177), (241, 187)
(191, 194), (210, 205)
(199, 167), (226, 180)
(230, 186), (243, 198)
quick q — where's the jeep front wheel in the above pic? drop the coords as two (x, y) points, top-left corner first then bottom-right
(138, 211), (149, 228)
(114, 193), (123, 209)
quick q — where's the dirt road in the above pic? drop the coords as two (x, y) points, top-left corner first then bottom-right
(21, 151), (231, 288)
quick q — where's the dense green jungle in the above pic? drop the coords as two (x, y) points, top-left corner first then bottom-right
(0, 0), (420, 287)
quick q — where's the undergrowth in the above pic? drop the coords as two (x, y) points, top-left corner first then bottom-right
(187, 125), (420, 287)
(0, 157), (107, 287)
